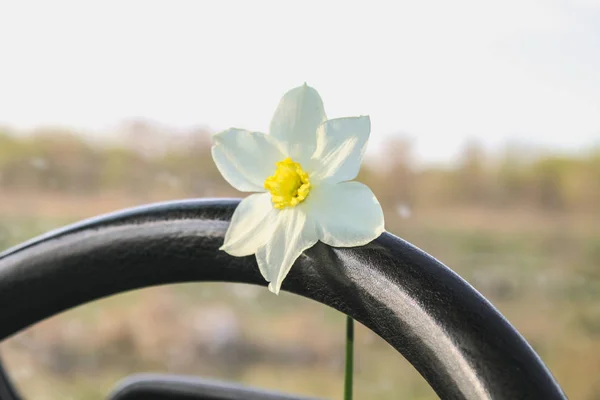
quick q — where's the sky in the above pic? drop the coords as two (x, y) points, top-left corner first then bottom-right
(0, 0), (599, 163)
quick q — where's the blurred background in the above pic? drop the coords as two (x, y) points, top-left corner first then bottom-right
(1, 0), (599, 399)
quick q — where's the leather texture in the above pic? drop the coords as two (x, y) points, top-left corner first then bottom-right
(0, 198), (566, 399)
(109, 374), (322, 400)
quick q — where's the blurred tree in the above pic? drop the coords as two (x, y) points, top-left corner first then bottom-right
(530, 156), (571, 211)
(453, 139), (488, 205)
(0, 124), (598, 215)
(496, 143), (530, 208)
(377, 136), (416, 209)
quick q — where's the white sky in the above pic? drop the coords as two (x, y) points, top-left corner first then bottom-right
(0, 0), (599, 163)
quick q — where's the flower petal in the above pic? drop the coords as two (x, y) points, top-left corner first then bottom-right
(220, 193), (278, 256)
(255, 208), (317, 294)
(306, 181), (384, 247)
(309, 116), (371, 184)
(269, 84), (327, 165)
(212, 128), (285, 192)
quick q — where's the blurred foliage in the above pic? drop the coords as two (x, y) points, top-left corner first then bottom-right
(1, 125), (599, 213)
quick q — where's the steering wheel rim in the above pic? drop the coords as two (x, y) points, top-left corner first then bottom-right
(0, 198), (566, 399)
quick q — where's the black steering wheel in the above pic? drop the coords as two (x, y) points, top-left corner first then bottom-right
(0, 199), (566, 399)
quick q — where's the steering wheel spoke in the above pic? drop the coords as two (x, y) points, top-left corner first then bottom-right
(109, 374), (323, 400)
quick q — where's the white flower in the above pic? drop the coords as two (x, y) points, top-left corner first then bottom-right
(212, 84), (385, 294)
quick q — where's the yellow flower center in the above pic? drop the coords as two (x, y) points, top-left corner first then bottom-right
(264, 157), (311, 209)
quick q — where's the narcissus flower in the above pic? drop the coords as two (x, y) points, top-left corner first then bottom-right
(212, 84), (384, 294)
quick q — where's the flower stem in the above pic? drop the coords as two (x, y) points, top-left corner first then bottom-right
(344, 315), (354, 400)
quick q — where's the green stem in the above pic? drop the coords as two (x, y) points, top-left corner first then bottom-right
(344, 315), (354, 400)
